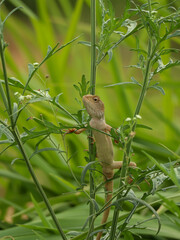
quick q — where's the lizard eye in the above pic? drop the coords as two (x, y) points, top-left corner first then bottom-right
(93, 97), (98, 102)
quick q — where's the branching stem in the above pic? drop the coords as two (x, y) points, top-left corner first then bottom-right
(0, 24), (67, 240)
(109, 22), (153, 240)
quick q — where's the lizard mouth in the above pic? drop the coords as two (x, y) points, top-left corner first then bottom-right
(82, 95), (104, 119)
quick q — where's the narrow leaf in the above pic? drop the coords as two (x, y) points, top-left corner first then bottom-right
(116, 196), (161, 235)
(0, 124), (14, 142)
(2, 6), (22, 26)
(81, 161), (97, 186)
(78, 41), (91, 47)
(104, 82), (141, 88)
(30, 194), (53, 228)
(30, 147), (61, 160)
(108, 49), (113, 62)
(54, 93), (63, 104)
(148, 84), (165, 95)
(46, 45), (53, 56)
(136, 124), (152, 130)
(166, 30), (180, 40)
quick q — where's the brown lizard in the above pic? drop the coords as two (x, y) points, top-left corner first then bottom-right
(82, 94), (136, 240)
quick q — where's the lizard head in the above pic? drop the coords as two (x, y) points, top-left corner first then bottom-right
(82, 94), (104, 119)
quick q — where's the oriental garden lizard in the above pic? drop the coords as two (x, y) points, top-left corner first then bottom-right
(69, 94), (136, 240)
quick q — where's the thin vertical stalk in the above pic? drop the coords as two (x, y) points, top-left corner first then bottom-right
(12, 129), (67, 240)
(90, 0), (96, 95)
(109, 42), (152, 240)
(88, 0), (96, 239)
(0, 28), (67, 240)
(0, 36), (13, 125)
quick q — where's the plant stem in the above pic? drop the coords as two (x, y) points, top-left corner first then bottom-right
(90, 0), (96, 95)
(13, 128), (67, 240)
(88, 0), (96, 239)
(0, 30), (67, 240)
(109, 41), (152, 240)
(0, 36), (13, 125)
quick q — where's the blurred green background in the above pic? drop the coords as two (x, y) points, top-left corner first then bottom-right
(0, 0), (180, 239)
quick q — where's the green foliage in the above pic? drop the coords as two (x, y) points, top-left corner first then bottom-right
(0, 0), (180, 240)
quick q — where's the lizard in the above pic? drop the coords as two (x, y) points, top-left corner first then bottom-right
(82, 94), (136, 240)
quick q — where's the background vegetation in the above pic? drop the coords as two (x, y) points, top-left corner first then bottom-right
(0, 0), (180, 239)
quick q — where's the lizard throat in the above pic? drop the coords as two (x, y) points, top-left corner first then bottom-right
(87, 105), (104, 119)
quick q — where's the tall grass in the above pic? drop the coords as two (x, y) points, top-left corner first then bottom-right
(0, 0), (180, 240)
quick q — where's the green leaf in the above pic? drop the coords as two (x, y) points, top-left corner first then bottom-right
(78, 41), (91, 47)
(0, 77), (35, 93)
(105, 81), (141, 88)
(81, 161), (97, 186)
(46, 45), (53, 56)
(91, 198), (99, 213)
(8, 0), (37, 19)
(0, 169), (34, 187)
(166, 30), (180, 40)
(131, 77), (142, 87)
(74, 75), (90, 98)
(0, 124), (14, 143)
(107, 49), (113, 62)
(159, 143), (180, 159)
(21, 127), (52, 142)
(30, 147), (61, 160)
(115, 196), (161, 235)
(157, 193), (180, 218)
(33, 118), (61, 133)
(124, 231), (134, 240)
(18, 224), (57, 234)
(148, 83), (165, 95)
(23, 37), (79, 94)
(122, 19), (137, 36)
(30, 194), (53, 229)
(142, 151), (180, 187)
(50, 174), (76, 192)
(155, 58), (180, 74)
(0, 0), (5, 8)
(2, 6), (22, 27)
(28, 63), (35, 78)
(54, 93), (63, 104)
(151, 173), (168, 195)
(136, 124), (152, 130)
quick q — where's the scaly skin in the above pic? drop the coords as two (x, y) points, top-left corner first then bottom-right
(82, 94), (136, 240)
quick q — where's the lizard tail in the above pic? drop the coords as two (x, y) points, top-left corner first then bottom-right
(96, 171), (113, 240)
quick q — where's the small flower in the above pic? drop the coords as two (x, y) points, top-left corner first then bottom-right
(125, 117), (131, 122)
(26, 95), (32, 100)
(136, 114), (142, 119)
(33, 62), (39, 67)
(19, 95), (25, 101)
(129, 131), (136, 138)
(14, 92), (19, 96)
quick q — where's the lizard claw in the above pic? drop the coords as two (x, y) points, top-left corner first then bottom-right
(64, 128), (86, 135)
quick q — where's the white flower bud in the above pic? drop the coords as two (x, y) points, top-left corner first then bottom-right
(19, 95), (25, 101)
(125, 117), (131, 122)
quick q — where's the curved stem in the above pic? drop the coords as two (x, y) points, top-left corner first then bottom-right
(0, 25), (67, 239)
(109, 41), (152, 240)
(12, 128), (67, 240)
(0, 36), (13, 125)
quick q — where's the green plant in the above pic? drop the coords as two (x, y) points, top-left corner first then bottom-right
(0, 0), (180, 240)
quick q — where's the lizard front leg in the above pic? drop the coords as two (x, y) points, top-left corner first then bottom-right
(112, 161), (136, 169)
(64, 128), (86, 134)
